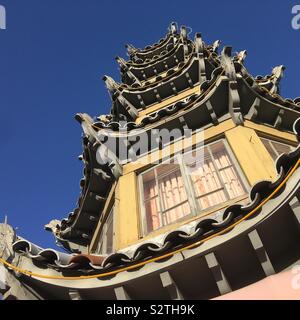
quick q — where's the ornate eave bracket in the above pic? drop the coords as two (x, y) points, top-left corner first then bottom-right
(221, 46), (243, 125)
(194, 33), (206, 83)
(115, 56), (142, 87)
(103, 76), (139, 120)
(76, 113), (123, 179)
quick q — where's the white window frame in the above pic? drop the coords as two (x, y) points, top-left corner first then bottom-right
(138, 139), (249, 236)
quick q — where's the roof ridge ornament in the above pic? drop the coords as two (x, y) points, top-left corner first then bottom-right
(169, 22), (178, 35)
(221, 46), (237, 81)
(236, 50), (247, 64)
(194, 33), (206, 83)
(194, 32), (204, 54)
(180, 26), (187, 41)
(125, 44), (137, 57)
(103, 76), (139, 120)
(221, 46), (243, 125)
(212, 40), (221, 53)
(270, 65), (285, 94)
(102, 75), (118, 93)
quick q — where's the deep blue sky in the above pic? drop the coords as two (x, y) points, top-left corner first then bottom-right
(0, 0), (299, 249)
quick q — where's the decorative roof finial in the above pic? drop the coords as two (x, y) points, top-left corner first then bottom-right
(236, 50), (247, 64)
(102, 75), (118, 94)
(169, 22), (178, 35)
(272, 65), (285, 81)
(180, 26), (187, 40)
(194, 33), (204, 54)
(125, 44), (137, 56)
(212, 40), (221, 53)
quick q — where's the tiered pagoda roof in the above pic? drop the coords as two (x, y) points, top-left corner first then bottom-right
(42, 23), (300, 252)
(1, 23), (300, 300)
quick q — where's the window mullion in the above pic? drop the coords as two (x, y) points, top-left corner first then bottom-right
(207, 144), (231, 200)
(269, 141), (280, 158)
(177, 153), (199, 215)
(102, 223), (108, 255)
(155, 168), (165, 227)
(223, 139), (250, 191)
(139, 174), (148, 236)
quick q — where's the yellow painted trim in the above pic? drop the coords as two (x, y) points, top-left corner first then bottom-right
(225, 126), (278, 185)
(123, 119), (236, 175)
(115, 172), (140, 250)
(136, 86), (201, 123)
(244, 120), (298, 144)
(89, 183), (116, 253)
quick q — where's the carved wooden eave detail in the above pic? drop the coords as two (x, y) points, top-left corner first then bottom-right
(76, 113), (123, 179)
(103, 75), (139, 120)
(44, 113), (123, 250)
(118, 40), (192, 85)
(105, 53), (213, 119)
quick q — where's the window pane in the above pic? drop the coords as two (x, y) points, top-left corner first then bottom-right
(164, 201), (191, 224)
(185, 141), (245, 209)
(261, 137), (294, 161)
(185, 144), (227, 209)
(142, 161), (192, 233)
(261, 138), (278, 160)
(143, 170), (158, 200)
(157, 163), (191, 224)
(219, 166), (245, 198)
(272, 141), (293, 156)
(105, 213), (114, 255)
(97, 207), (114, 255)
(211, 142), (246, 199)
(145, 196), (162, 233)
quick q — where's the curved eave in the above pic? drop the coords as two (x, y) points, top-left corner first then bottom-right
(121, 42), (190, 85)
(54, 138), (115, 247)
(124, 37), (186, 71)
(102, 61), (300, 135)
(95, 70), (225, 136)
(8, 126), (300, 299)
(94, 70), (300, 143)
(236, 74), (300, 132)
(127, 33), (179, 64)
(115, 55), (210, 111)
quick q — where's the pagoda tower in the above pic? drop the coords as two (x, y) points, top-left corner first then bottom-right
(1, 23), (300, 300)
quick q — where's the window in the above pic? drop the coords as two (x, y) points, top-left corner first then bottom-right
(261, 138), (295, 161)
(141, 159), (191, 234)
(96, 207), (114, 255)
(140, 140), (247, 234)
